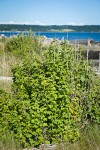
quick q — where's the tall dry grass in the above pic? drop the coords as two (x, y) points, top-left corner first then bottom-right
(56, 124), (100, 150)
(0, 41), (11, 77)
(0, 124), (100, 150)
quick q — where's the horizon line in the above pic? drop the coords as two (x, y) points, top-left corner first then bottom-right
(0, 24), (100, 26)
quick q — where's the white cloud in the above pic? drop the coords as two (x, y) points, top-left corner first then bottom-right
(34, 21), (45, 25)
(0, 21), (32, 25)
(0, 21), (85, 26)
(0, 21), (45, 25)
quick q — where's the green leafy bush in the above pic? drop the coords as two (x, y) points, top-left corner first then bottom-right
(0, 38), (99, 148)
(10, 41), (99, 147)
(6, 32), (34, 58)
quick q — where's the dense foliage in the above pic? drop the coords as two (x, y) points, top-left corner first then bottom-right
(0, 35), (100, 148)
(6, 33), (42, 57)
(0, 24), (100, 32)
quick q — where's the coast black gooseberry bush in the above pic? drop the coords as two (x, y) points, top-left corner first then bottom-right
(0, 38), (99, 148)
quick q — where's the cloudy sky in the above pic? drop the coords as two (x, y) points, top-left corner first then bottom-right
(0, 0), (100, 25)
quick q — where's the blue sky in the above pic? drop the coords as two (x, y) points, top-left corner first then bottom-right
(0, 0), (100, 25)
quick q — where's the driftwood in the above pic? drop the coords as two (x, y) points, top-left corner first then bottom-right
(82, 50), (100, 59)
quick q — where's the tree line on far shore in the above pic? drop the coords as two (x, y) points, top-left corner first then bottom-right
(0, 24), (100, 32)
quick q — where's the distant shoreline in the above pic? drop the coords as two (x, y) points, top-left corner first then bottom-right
(0, 30), (100, 33)
(0, 24), (100, 32)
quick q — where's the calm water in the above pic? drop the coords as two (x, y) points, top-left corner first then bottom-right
(0, 31), (100, 42)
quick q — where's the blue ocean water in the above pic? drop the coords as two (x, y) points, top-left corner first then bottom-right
(36, 32), (100, 42)
(0, 31), (100, 42)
